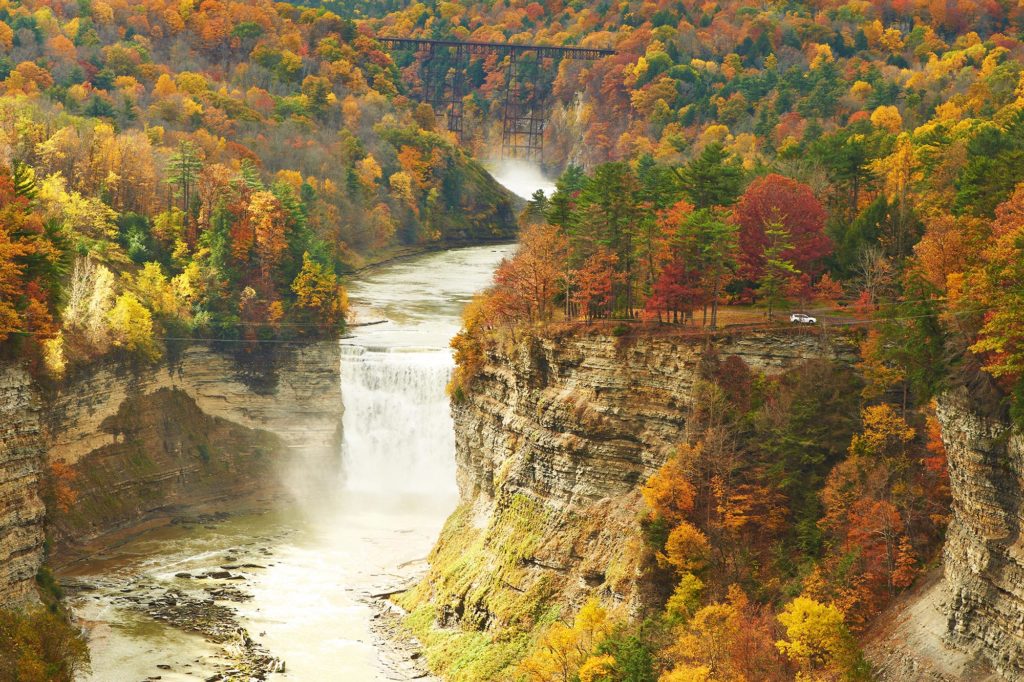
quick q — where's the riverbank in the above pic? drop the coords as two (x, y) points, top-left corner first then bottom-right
(350, 237), (519, 276)
(62, 501), (447, 681)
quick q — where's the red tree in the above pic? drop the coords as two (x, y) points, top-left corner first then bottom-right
(573, 248), (618, 321)
(735, 174), (831, 278)
(644, 257), (705, 323)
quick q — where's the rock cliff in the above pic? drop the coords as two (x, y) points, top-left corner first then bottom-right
(857, 386), (1024, 681)
(44, 342), (343, 548)
(931, 389), (1024, 678)
(404, 328), (859, 656)
(0, 341), (342, 605)
(0, 365), (47, 605)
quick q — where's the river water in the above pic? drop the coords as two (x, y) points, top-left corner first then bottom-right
(62, 244), (516, 681)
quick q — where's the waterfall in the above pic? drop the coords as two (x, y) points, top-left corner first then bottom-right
(337, 344), (458, 509)
(484, 159), (556, 199)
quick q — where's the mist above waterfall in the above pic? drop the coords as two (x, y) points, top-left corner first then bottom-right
(485, 159), (557, 200)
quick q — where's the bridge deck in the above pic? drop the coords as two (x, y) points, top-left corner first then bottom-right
(376, 36), (614, 60)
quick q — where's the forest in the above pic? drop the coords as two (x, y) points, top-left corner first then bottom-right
(370, 0), (1024, 423)
(3, 0), (1024, 678)
(0, 0), (517, 375)
(372, 0), (1024, 679)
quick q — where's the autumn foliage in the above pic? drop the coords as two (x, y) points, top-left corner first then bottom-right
(736, 174), (832, 278)
(0, 0), (527, 370)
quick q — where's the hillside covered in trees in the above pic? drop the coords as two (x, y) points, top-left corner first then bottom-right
(6, 0), (1024, 677)
(353, 0), (1024, 680)
(0, 0), (517, 374)
(373, 0), (1024, 441)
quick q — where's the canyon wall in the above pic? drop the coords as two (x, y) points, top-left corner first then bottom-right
(933, 389), (1024, 678)
(405, 327), (859, 643)
(0, 365), (47, 604)
(0, 341), (342, 604)
(44, 341), (343, 547)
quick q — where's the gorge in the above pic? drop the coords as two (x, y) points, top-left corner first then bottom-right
(0, 178), (1022, 681)
(50, 243), (516, 680)
(8, 0), (1024, 677)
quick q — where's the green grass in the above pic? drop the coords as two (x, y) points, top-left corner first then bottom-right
(395, 494), (562, 680)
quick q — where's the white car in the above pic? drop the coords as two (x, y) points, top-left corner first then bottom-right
(789, 313), (817, 324)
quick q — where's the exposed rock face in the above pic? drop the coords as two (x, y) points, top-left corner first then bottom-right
(0, 341), (342, 605)
(44, 342), (342, 546)
(0, 365), (46, 605)
(47, 343), (342, 467)
(935, 388), (1024, 679)
(863, 567), (996, 681)
(413, 328), (858, 634)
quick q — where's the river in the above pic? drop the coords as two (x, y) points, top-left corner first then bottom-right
(62, 243), (517, 681)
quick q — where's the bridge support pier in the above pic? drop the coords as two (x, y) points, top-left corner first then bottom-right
(446, 44), (468, 139)
(381, 37), (614, 161)
(501, 52), (544, 161)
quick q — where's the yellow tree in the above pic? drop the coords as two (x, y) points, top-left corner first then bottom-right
(642, 444), (699, 525)
(355, 155), (382, 191)
(775, 597), (862, 678)
(106, 292), (159, 360)
(519, 599), (612, 682)
(134, 262), (179, 316)
(870, 105), (903, 133)
(662, 586), (787, 681)
(662, 522), (711, 573)
(245, 191), (287, 280)
(291, 252), (348, 327)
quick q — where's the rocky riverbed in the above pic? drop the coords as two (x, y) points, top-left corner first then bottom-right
(63, 512), (289, 681)
(62, 506), (443, 681)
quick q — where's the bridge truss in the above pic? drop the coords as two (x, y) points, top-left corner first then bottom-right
(376, 37), (614, 160)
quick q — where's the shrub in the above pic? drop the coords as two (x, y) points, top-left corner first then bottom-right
(0, 607), (90, 681)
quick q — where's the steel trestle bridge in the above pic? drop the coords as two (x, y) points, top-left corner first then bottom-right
(376, 37), (615, 160)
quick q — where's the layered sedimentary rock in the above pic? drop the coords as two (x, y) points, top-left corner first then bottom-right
(0, 365), (47, 604)
(43, 342), (342, 545)
(934, 388), (1024, 679)
(412, 328), (859, 635)
(0, 341), (342, 605)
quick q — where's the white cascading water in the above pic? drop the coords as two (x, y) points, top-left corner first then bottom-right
(337, 345), (458, 504)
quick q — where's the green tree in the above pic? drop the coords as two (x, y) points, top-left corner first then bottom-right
(546, 164), (586, 232)
(687, 208), (738, 329)
(757, 222), (797, 320)
(676, 142), (743, 209)
(11, 160), (36, 200)
(866, 273), (948, 410)
(574, 162), (639, 313)
(524, 189), (549, 224)
(165, 141), (203, 240)
(811, 121), (886, 223)
(956, 113), (1024, 217)
(757, 360), (863, 557)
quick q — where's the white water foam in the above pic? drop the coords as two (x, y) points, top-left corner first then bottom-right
(337, 344), (458, 506)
